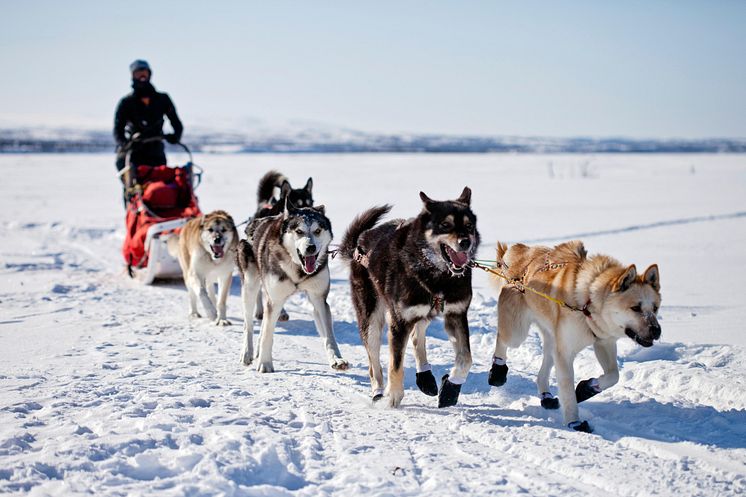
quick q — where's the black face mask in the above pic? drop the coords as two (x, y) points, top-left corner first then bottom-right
(132, 79), (155, 97)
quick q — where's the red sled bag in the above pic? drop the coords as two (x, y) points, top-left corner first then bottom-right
(122, 164), (201, 269)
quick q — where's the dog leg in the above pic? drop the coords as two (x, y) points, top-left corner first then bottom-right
(307, 292), (348, 370)
(411, 319), (437, 396)
(191, 272), (218, 321)
(594, 339), (619, 390)
(186, 276), (201, 318)
(554, 338), (591, 433)
(255, 291), (264, 320)
(386, 316), (408, 408)
(256, 290), (289, 322)
(440, 312), (471, 408)
(490, 287), (528, 387)
(576, 338), (618, 403)
(215, 271), (232, 326)
(207, 278), (218, 309)
(256, 284), (293, 373)
(364, 308), (386, 400)
(538, 329), (559, 409)
(240, 274), (261, 366)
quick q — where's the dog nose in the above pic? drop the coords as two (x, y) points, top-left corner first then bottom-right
(458, 237), (471, 250)
(214, 235), (223, 244)
(306, 244), (317, 255)
(651, 323), (661, 340)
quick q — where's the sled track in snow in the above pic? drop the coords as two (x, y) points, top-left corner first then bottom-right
(518, 210), (746, 244)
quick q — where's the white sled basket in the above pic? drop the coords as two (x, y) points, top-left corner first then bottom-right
(139, 218), (190, 285)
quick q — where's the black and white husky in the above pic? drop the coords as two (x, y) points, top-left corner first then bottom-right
(252, 170), (315, 321)
(339, 188), (480, 408)
(236, 201), (349, 372)
(254, 170), (314, 218)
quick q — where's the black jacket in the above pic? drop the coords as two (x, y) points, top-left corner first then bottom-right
(113, 90), (183, 146)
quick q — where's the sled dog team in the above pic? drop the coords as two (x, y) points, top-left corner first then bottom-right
(170, 170), (662, 433)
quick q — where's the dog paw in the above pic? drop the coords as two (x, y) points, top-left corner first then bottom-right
(215, 318), (232, 326)
(278, 309), (289, 322)
(257, 361), (275, 373)
(189, 312), (202, 319)
(416, 370), (438, 396)
(387, 389), (404, 408)
(240, 351), (253, 366)
(540, 392), (560, 409)
(372, 389), (384, 402)
(568, 420), (593, 433)
(438, 374), (462, 408)
(488, 363), (508, 387)
(575, 378), (601, 403)
(254, 311), (263, 320)
(330, 358), (349, 370)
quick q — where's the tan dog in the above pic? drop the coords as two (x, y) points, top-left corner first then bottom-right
(169, 210), (238, 325)
(488, 240), (661, 433)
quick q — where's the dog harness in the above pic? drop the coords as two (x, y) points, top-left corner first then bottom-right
(472, 260), (593, 319)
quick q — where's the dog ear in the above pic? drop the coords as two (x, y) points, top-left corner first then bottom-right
(280, 181), (292, 198)
(312, 204), (325, 215)
(304, 177), (313, 193)
(457, 186), (472, 206)
(283, 196), (290, 219)
(643, 264), (660, 292)
(419, 191), (435, 211)
(614, 264), (637, 292)
(198, 215), (206, 228)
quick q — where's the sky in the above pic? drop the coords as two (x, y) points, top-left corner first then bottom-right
(0, 1), (745, 138)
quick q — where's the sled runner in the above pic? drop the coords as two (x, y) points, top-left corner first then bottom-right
(119, 136), (203, 284)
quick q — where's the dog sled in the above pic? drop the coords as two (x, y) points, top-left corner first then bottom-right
(119, 135), (203, 284)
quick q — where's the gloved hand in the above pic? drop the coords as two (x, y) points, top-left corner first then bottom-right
(164, 134), (180, 144)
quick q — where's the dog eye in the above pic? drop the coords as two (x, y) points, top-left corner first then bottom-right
(314, 228), (322, 235)
(465, 222), (474, 232)
(653, 305), (659, 313)
(439, 222), (452, 231)
(631, 304), (642, 313)
(208, 228), (214, 233)
(295, 229), (304, 235)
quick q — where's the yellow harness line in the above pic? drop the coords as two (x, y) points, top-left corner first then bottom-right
(470, 261), (592, 317)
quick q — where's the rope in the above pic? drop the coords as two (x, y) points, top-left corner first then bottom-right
(470, 261), (591, 317)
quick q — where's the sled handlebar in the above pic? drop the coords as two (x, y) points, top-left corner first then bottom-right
(118, 134), (202, 196)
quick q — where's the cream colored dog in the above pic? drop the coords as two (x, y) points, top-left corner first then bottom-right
(169, 210), (238, 325)
(488, 240), (661, 433)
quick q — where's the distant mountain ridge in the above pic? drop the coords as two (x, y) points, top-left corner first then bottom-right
(1, 121), (744, 153)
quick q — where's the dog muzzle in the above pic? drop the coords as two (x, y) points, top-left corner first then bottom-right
(297, 250), (318, 274)
(210, 243), (226, 259)
(440, 244), (471, 276)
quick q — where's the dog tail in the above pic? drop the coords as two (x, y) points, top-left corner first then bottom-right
(256, 170), (287, 205)
(339, 205), (392, 261)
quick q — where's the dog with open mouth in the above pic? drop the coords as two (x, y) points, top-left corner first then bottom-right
(339, 187), (479, 408)
(236, 200), (348, 372)
(169, 210), (238, 325)
(487, 240), (662, 433)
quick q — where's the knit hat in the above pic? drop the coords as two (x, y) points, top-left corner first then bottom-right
(129, 59), (151, 75)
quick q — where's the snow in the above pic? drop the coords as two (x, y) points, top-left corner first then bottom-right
(1, 152), (745, 496)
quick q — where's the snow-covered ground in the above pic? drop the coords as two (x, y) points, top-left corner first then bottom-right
(1, 153), (745, 496)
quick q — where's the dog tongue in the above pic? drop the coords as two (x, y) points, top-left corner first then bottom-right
(447, 246), (469, 267)
(212, 244), (224, 258)
(304, 254), (317, 273)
